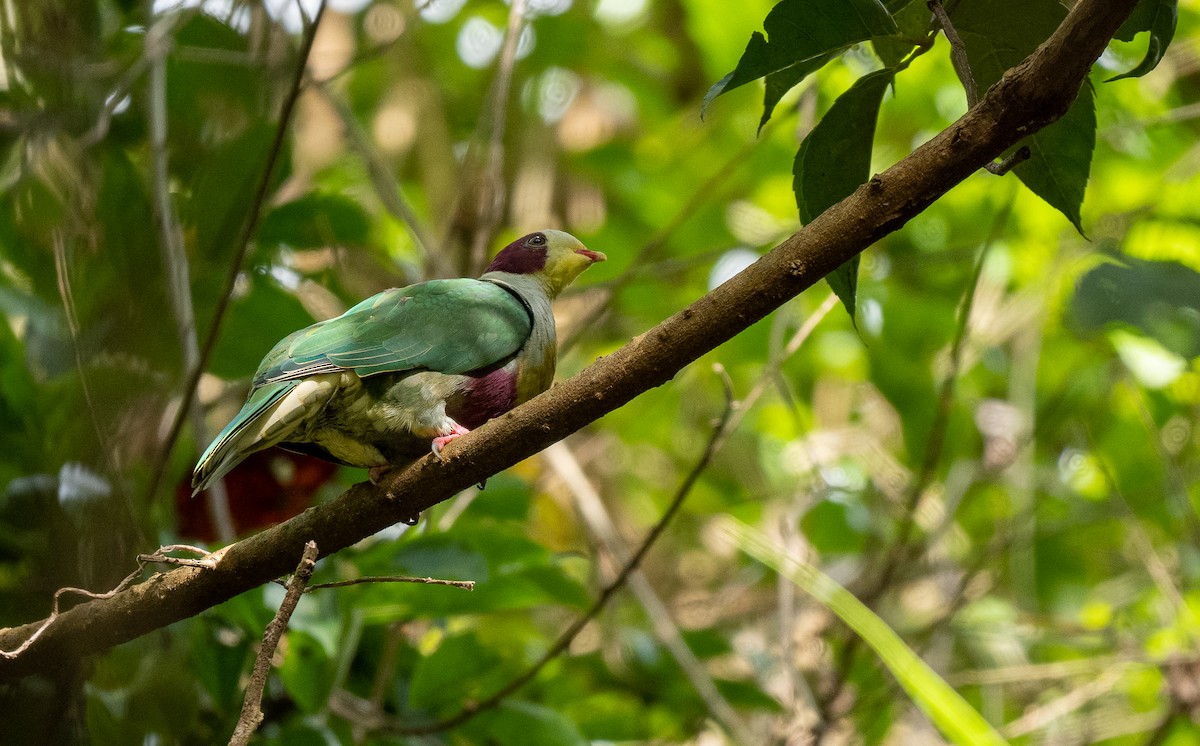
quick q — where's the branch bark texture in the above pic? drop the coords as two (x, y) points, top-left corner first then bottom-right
(0, 0), (1137, 682)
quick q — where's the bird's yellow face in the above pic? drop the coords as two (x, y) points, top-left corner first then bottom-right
(540, 229), (606, 298)
(484, 229), (606, 299)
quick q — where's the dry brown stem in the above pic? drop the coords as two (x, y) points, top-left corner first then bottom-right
(228, 540), (319, 746)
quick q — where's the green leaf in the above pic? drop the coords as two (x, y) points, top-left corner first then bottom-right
(204, 273), (315, 380)
(793, 69), (894, 321)
(703, 0), (898, 115)
(759, 55), (831, 133)
(190, 621), (251, 712)
(185, 123), (277, 263)
(166, 13), (266, 153)
(802, 498), (869, 554)
(713, 678), (785, 711)
(469, 701), (587, 746)
(1010, 80), (1095, 234)
(259, 194), (371, 250)
(391, 533), (490, 581)
(1109, 0), (1178, 81)
(873, 0), (932, 68)
(563, 691), (649, 740)
(408, 632), (502, 711)
(723, 519), (1009, 746)
(278, 630), (335, 713)
(1070, 255), (1200, 358)
(951, 0), (1095, 233)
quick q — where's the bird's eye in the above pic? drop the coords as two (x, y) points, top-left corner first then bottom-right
(527, 234), (546, 247)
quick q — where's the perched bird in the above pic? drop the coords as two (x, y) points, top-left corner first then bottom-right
(192, 230), (605, 496)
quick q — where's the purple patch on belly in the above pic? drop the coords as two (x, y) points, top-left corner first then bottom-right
(447, 366), (518, 430)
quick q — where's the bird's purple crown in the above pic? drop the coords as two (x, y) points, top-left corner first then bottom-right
(484, 232), (549, 275)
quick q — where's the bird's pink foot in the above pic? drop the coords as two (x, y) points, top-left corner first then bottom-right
(431, 423), (471, 461)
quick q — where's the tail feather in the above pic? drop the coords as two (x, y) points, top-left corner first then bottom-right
(192, 382), (297, 495)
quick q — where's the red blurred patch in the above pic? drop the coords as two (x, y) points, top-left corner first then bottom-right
(176, 449), (338, 542)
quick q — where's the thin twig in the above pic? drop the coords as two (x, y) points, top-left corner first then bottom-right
(1001, 666), (1125, 738)
(0, 543), (222, 660)
(146, 2), (327, 506)
(229, 540), (319, 746)
(137, 544), (220, 569)
(928, 1), (1031, 177)
(309, 36), (404, 86)
(929, 0), (977, 106)
(386, 369), (736, 736)
(985, 145), (1030, 175)
(0, 566), (144, 660)
(301, 575), (474, 591)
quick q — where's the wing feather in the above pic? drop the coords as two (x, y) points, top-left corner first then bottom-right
(253, 279), (532, 385)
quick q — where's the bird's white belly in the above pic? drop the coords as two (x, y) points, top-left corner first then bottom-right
(306, 370), (464, 466)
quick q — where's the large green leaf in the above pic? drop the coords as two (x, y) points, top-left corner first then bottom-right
(185, 123), (277, 263)
(723, 519), (1009, 746)
(951, 0), (1095, 233)
(703, 0), (898, 115)
(408, 632), (502, 711)
(1011, 81), (1096, 235)
(793, 69), (894, 322)
(258, 194), (371, 250)
(278, 630), (335, 713)
(468, 701), (587, 746)
(759, 55), (831, 133)
(1109, 0), (1178, 81)
(1070, 254), (1200, 358)
(203, 273), (315, 380)
(873, 0), (932, 67)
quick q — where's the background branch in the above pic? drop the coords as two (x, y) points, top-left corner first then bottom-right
(302, 575), (475, 591)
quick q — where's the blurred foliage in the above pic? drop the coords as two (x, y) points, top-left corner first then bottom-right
(0, 0), (1199, 743)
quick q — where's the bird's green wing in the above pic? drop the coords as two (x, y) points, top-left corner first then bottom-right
(253, 279), (532, 384)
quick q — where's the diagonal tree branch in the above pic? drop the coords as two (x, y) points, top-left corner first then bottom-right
(0, 0), (1139, 682)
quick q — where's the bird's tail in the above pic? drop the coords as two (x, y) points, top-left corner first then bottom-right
(192, 382), (297, 495)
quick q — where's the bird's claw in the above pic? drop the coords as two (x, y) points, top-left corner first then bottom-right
(430, 424), (470, 461)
